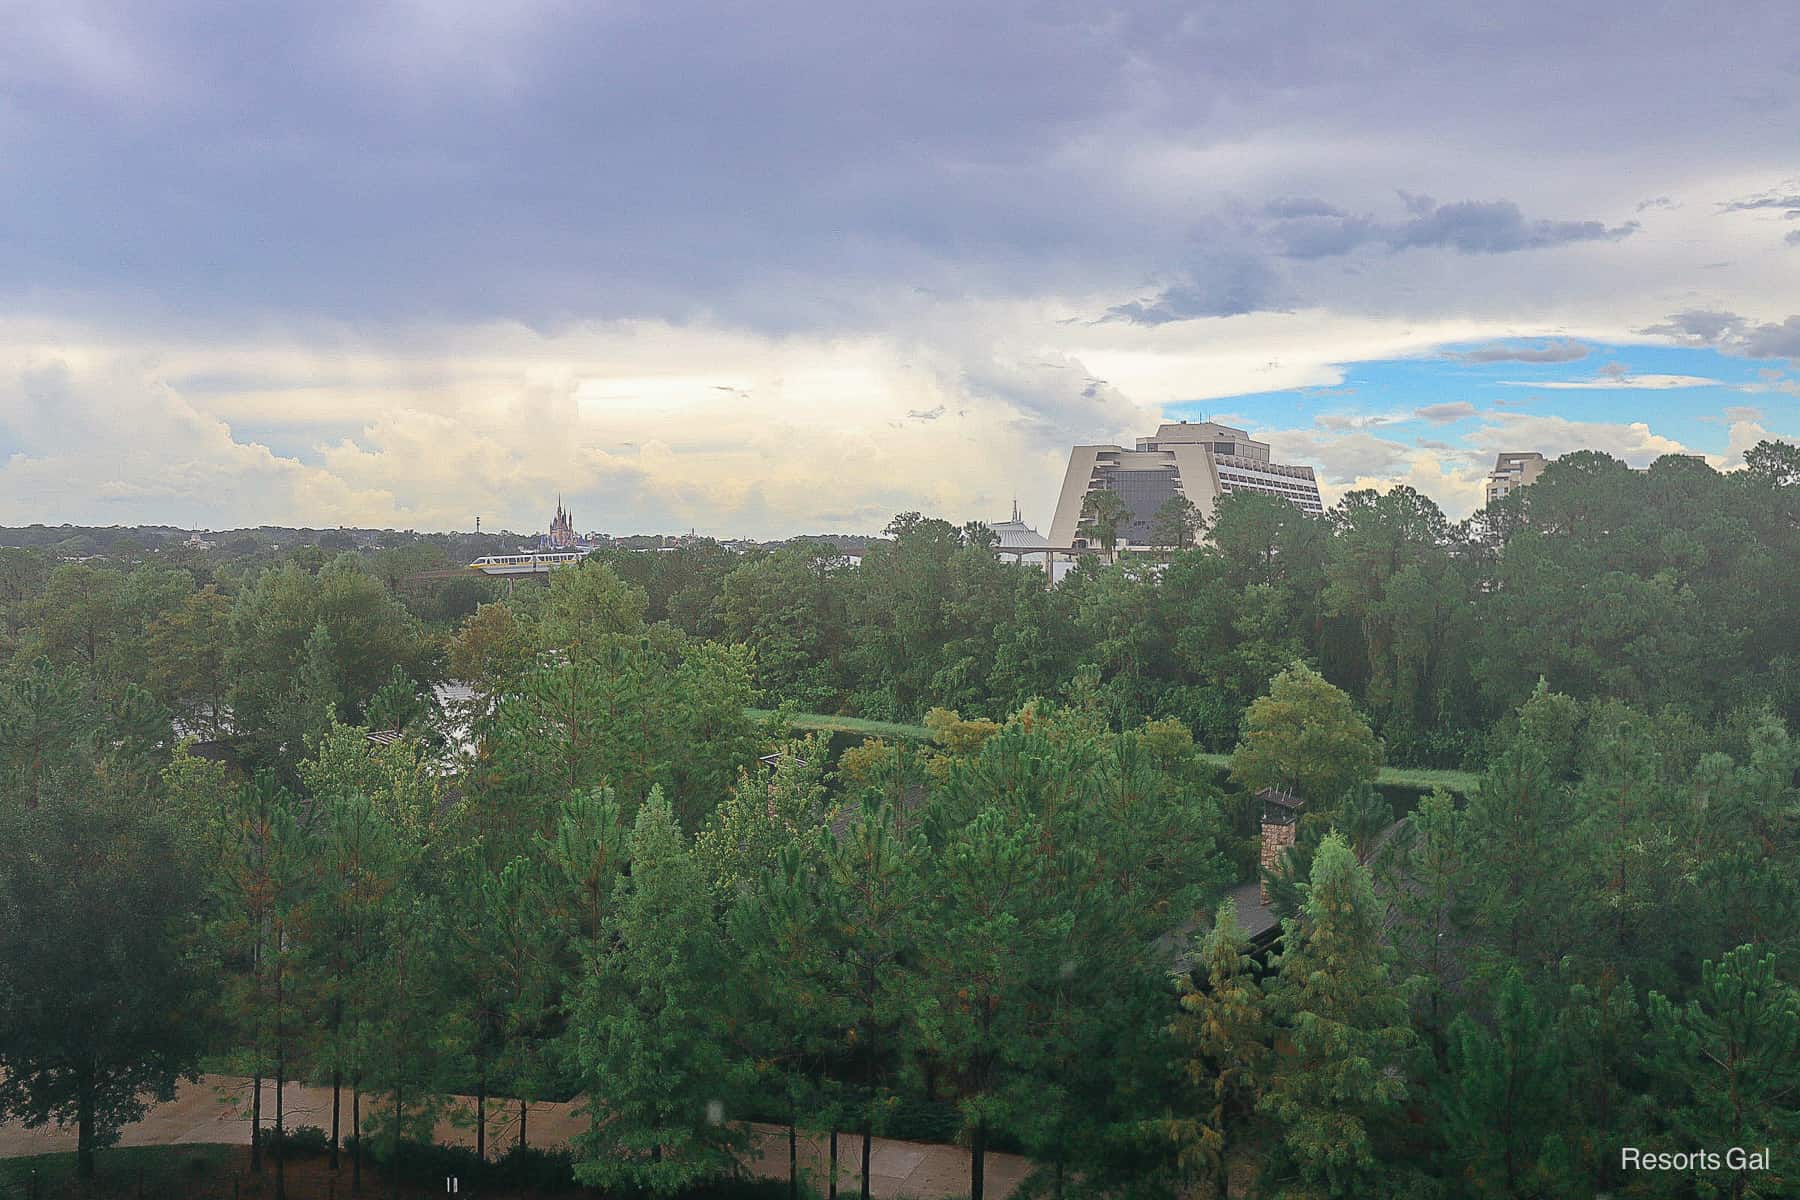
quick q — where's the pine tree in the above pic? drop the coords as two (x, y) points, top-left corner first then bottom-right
(815, 795), (919, 1200)
(1553, 972), (1649, 1196)
(1260, 834), (1415, 1198)
(447, 853), (561, 1159)
(1462, 740), (1576, 976)
(209, 772), (307, 1180)
(730, 839), (843, 1200)
(1437, 971), (1566, 1198)
(298, 785), (401, 1178)
(358, 892), (454, 1200)
(1169, 898), (1272, 1199)
(569, 788), (745, 1192)
(1647, 946), (1800, 1200)
(1381, 788), (1471, 1065)
(913, 806), (1048, 1200)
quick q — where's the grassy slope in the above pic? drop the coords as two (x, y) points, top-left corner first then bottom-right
(754, 709), (1480, 794)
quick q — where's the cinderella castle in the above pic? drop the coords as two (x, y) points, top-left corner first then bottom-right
(543, 496), (582, 549)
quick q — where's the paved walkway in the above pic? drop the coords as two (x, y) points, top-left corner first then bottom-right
(0, 1075), (1028, 1199)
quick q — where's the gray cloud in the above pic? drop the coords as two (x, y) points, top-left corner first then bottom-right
(1415, 401), (1479, 423)
(1387, 198), (1636, 253)
(1641, 310), (1800, 360)
(1103, 254), (1289, 325)
(1263, 197), (1349, 220)
(1721, 189), (1800, 214)
(1110, 191), (1634, 325)
(0, 0), (1784, 340)
(1265, 195), (1635, 261)
(1641, 310), (1749, 345)
(1743, 317), (1800, 359)
(1454, 338), (1590, 363)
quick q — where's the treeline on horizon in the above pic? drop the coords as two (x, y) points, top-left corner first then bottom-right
(0, 441), (1797, 1199)
(4, 442), (1796, 767)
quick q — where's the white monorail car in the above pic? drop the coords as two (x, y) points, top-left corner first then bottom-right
(466, 550), (588, 575)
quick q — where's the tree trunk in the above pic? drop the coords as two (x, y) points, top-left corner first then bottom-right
(519, 1099), (528, 1149)
(788, 1121), (799, 1200)
(476, 1074), (486, 1162)
(861, 1014), (877, 1200)
(352, 1088), (362, 1195)
(970, 1119), (986, 1200)
(76, 1079), (97, 1179)
(829, 1130), (838, 1200)
(330, 1070), (342, 1170)
(251, 1068), (264, 1173)
(275, 1050), (287, 1200)
(389, 1082), (402, 1200)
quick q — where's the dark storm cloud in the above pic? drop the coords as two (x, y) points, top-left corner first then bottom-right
(1454, 338), (1590, 363)
(0, 0), (1795, 333)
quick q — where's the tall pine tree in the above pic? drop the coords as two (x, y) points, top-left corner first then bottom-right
(1260, 834), (1416, 1198)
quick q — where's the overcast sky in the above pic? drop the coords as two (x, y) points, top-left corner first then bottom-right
(2, 1), (1796, 536)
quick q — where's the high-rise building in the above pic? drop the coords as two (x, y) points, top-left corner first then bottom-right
(1484, 452), (1546, 505)
(1047, 421), (1323, 552)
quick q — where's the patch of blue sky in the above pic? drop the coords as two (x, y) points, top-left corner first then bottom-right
(1165, 343), (1797, 455)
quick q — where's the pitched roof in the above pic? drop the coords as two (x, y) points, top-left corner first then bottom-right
(1256, 786), (1305, 810)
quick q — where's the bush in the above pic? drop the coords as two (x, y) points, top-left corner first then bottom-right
(339, 1135), (794, 1197)
(343, 1136), (577, 1191)
(254, 1124), (331, 1155)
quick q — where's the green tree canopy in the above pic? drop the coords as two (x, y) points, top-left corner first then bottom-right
(1230, 662), (1382, 810)
(0, 790), (207, 1177)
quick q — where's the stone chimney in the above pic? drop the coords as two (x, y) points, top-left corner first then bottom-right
(1257, 787), (1305, 905)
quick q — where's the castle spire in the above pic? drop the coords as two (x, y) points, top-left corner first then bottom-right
(1011, 497), (1021, 525)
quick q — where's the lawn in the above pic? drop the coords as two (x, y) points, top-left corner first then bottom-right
(748, 708), (937, 741)
(755, 709), (1481, 794)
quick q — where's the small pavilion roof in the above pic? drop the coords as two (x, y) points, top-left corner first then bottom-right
(1256, 786), (1304, 810)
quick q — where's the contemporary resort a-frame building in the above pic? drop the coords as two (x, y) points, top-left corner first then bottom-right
(1047, 420), (1324, 553)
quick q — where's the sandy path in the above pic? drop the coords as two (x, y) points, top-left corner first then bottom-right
(0, 1075), (1030, 1198)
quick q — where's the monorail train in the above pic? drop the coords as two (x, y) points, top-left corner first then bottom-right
(466, 550), (589, 575)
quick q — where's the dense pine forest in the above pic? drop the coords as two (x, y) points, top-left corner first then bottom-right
(2, 442), (1799, 1199)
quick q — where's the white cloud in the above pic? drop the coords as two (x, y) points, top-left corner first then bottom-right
(1501, 374), (1723, 390)
(1463, 412), (1692, 469)
(0, 316), (1153, 538)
